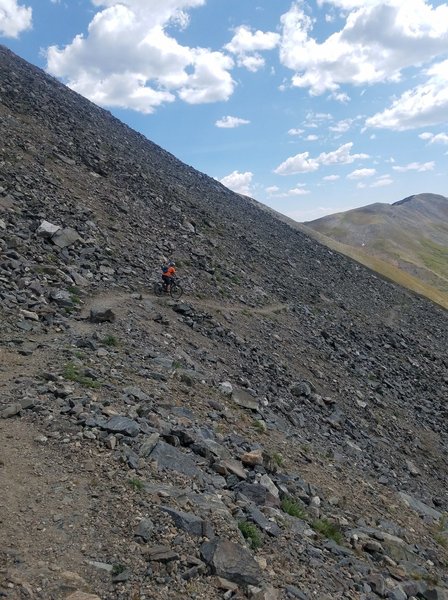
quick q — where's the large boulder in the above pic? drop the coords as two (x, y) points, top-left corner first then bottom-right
(200, 539), (263, 585)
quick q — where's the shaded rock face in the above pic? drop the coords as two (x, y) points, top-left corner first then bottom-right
(201, 540), (263, 585)
(0, 45), (447, 600)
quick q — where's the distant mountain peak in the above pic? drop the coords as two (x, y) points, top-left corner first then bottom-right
(393, 193), (447, 207)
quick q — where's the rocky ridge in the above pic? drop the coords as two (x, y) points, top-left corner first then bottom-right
(0, 45), (447, 600)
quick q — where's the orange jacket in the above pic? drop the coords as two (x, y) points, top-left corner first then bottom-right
(163, 266), (176, 277)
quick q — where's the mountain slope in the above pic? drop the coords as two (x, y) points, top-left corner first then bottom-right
(1, 45), (447, 600)
(305, 194), (448, 303)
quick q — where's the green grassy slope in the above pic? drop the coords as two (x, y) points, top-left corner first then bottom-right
(243, 194), (448, 310)
(304, 194), (448, 306)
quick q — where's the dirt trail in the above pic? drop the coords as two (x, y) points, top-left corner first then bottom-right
(0, 419), (96, 599)
(79, 289), (289, 320)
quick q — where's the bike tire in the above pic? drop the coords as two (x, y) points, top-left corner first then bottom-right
(154, 282), (164, 297)
(170, 283), (183, 300)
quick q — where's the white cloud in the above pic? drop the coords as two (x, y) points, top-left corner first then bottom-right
(419, 131), (448, 144)
(266, 185), (280, 194)
(0, 0), (32, 37)
(304, 111), (332, 128)
(279, 1), (448, 96)
(236, 54), (265, 72)
(347, 168), (376, 179)
(225, 25), (280, 54)
(224, 25), (279, 72)
(274, 152), (319, 175)
(219, 170), (254, 195)
(318, 142), (369, 166)
(392, 161), (435, 172)
(323, 174), (340, 181)
(371, 175), (393, 187)
(288, 187), (311, 196)
(330, 91), (350, 103)
(288, 128), (304, 136)
(46, 0), (236, 113)
(329, 118), (355, 134)
(366, 59), (448, 130)
(274, 142), (369, 175)
(306, 134), (319, 141)
(215, 115), (250, 129)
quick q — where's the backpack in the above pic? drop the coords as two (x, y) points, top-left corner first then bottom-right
(162, 265), (169, 273)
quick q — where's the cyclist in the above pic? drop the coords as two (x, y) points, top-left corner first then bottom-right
(161, 260), (176, 293)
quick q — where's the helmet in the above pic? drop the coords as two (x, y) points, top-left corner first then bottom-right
(169, 260), (175, 266)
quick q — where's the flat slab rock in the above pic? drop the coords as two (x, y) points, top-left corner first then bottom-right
(200, 539), (263, 586)
(398, 492), (442, 521)
(101, 415), (140, 437)
(232, 389), (259, 411)
(148, 440), (206, 480)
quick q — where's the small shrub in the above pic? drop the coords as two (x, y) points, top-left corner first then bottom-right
(273, 452), (284, 467)
(128, 478), (144, 491)
(281, 497), (306, 519)
(102, 334), (118, 347)
(312, 518), (343, 544)
(112, 564), (126, 576)
(433, 515), (448, 548)
(238, 521), (263, 550)
(252, 419), (266, 433)
(63, 363), (101, 389)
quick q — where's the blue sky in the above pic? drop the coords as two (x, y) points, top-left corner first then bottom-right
(1, 0), (448, 222)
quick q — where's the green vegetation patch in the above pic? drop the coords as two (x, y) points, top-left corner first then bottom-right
(418, 239), (448, 279)
(101, 334), (119, 347)
(312, 518), (343, 544)
(63, 363), (101, 389)
(238, 521), (263, 550)
(128, 477), (144, 491)
(272, 452), (284, 467)
(281, 497), (306, 519)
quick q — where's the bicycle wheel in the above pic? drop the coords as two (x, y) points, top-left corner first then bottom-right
(170, 283), (183, 300)
(153, 281), (164, 297)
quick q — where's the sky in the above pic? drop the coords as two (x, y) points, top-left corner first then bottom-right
(1, 0), (447, 222)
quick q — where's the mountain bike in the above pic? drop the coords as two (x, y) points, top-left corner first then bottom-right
(153, 278), (183, 300)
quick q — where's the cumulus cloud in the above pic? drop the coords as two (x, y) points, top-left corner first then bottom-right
(274, 142), (369, 175)
(215, 115), (250, 128)
(365, 59), (448, 130)
(392, 161), (435, 172)
(224, 25), (279, 72)
(279, 1), (448, 97)
(347, 168), (376, 179)
(219, 170), (254, 195)
(306, 134), (319, 141)
(46, 0), (235, 113)
(371, 175), (393, 187)
(0, 0), (32, 37)
(318, 142), (369, 166)
(274, 152), (319, 175)
(266, 185), (280, 194)
(323, 174), (340, 181)
(419, 131), (448, 144)
(288, 187), (310, 196)
(288, 128), (304, 136)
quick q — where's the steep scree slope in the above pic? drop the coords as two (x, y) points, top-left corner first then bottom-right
(0, 46), (448, 600)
